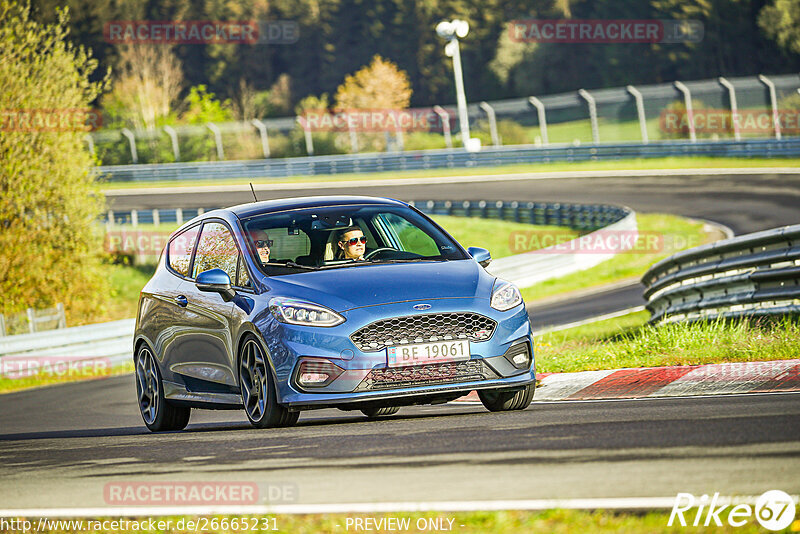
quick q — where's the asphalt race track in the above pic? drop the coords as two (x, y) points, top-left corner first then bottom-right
(0, 376), (798, 508)
(107, 170), (800, 329)
(527, 282), (645, 330)
(1, 171), (798, 510)
(107, 171), (800, 234)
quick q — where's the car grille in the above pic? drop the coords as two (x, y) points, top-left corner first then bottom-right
(350, 312), (497, 352)
(355, 360), (497, 391)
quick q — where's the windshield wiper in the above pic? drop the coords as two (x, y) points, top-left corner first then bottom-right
(263, 261), (319, 271)
(361, 258), (444, 264)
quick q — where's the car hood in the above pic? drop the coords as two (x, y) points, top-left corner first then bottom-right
(264, 259), (495, 311)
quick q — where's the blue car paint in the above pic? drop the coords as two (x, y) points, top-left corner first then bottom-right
(134, 196), (535, 412)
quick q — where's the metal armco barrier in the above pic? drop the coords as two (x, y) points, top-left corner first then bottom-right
(95, 137), (800, 183)
(0, 319), (134, 374)
(409, 199), (629, 230)
(411, 200), (636, 288)
(642, 225), (800, 324)
(106, 200), (630, 231)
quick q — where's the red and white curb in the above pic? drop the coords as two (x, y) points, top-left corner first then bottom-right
(456, 359), (800, 402)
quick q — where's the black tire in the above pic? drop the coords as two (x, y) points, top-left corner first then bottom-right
(361, 406), (400, 418)
(135, 345), (191, 432)
(239, 337), (298, 429)
(478, 383), (535, 412)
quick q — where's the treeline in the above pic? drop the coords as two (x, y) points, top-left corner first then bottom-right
(30, 0), (800, 111)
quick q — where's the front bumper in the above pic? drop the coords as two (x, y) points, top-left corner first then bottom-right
(256, 297), (534, 407)
(283, 370), (535, 410)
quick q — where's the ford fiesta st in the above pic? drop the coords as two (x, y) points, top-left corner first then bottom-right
(134, 196), (535, 431)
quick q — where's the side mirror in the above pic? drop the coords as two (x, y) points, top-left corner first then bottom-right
(467, 247), (492, 268)
(196, 268), (236, 301)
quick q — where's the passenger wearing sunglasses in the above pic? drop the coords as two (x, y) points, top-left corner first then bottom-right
(337, 226), (367, 261)
(250, 229), (273, 264)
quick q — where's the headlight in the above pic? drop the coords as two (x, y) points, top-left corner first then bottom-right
(269, 297), (345, 327)
(491, 280), (522, 311)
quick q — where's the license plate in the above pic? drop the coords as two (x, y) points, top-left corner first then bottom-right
(386, 340), (470, 368)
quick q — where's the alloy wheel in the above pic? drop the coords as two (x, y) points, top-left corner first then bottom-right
(135, 347), (159, 425)
(240, 339), (269, 422)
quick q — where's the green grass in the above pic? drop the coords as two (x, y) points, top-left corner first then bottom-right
(520, 213), (717, 303)
(536, 313), (800, 374)
(22, 510), (789, 533)
(540, 309), (652, 341)
(97, 156), (800, 190)
(91, 263), (155, 324)
(527, 116), (647, 144)
(518, 111), (792, 146)
(432, 215), (579, 260)
(0, 360), (133, 395)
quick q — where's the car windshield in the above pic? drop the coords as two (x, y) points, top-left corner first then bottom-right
(242, 204), (467, 275)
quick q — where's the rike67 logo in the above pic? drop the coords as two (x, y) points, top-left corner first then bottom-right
(669, 490), (797, 531)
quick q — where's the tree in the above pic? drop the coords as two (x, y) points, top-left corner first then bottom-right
(759, 0), (800, 55)
(335, 55), (412, 111)
(182, 85), (234, 124)
(104, 44), (184, 131)
(334, 55), (412, 152)
(267, 74), (293, 116)
(0, 0), (109, 322)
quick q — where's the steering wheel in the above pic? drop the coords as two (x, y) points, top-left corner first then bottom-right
(364, 247), (398, 260)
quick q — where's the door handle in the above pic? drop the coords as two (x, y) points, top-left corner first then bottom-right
(175, 295), (188, 307)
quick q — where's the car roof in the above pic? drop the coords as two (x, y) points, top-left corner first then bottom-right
(228, 195), (408, 219)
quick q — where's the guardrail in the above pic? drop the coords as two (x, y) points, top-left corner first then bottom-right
(411, 200), (636, 288)
(96, 137), (800, 183)
(105, 200), (628, 229)
(0, 303), (66, 336)
(0, 319), (134, 376)
(642, 224), (800, 324)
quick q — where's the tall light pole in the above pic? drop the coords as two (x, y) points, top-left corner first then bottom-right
(436, 19), (480, 152)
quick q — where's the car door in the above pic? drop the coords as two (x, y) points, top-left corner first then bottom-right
(168, 220), (240, 390)
(157, 223), (201, 375)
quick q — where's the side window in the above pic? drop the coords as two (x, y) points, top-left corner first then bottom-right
(379, 213), (439, 256)
(168, 225), (200, 276)
(247, 227), (311, 262)
(271, 231), (311, 261)
(236, 255), (251, 288)
(192, 222), (239, 281)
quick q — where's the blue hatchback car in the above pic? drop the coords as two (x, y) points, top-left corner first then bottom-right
(134, 196), (535, 431)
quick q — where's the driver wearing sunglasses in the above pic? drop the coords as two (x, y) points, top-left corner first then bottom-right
(337, 226), (367, 261)
(250, 229), (273, 264)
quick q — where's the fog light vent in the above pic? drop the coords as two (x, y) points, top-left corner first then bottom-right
(295, 359), (343, 388)
(502, 342), (532, 369)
